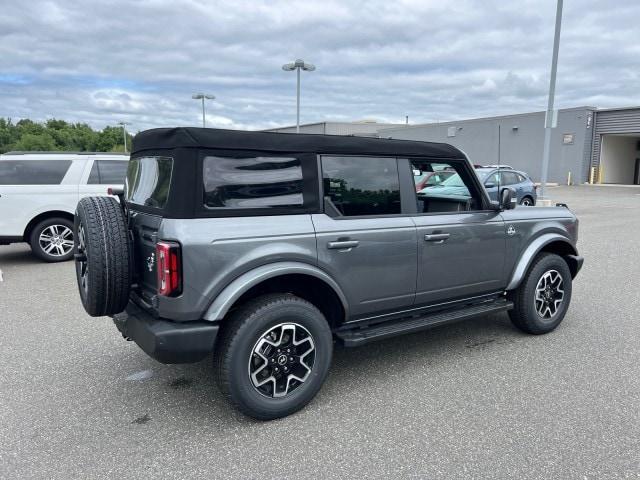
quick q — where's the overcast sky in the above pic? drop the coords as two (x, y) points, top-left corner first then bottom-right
(1, 0), (639, 132)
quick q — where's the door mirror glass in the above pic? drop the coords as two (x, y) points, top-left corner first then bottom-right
(485, 182), (496, 189)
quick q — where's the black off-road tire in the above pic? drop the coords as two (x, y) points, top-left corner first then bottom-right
(509, 253), (572, 334)
(29, 217), (75, 262)
(214, 293), (333, 420)
(74, 196), (131, 317)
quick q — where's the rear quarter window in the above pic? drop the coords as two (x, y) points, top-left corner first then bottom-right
(125, 156), (173, 208)
(0, 160), (72, 185)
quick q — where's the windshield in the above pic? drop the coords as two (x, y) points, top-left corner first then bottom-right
(474, 169), (493, 181)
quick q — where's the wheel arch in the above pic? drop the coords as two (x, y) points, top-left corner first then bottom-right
(507, 234), (578, 290)
(203, 262), (349, 327)
(23, 210), (75, 240)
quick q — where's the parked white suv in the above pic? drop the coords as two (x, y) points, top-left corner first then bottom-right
(0, 151), (129, 262)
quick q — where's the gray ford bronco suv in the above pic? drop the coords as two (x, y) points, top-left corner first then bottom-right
(74, 127), (583, 420)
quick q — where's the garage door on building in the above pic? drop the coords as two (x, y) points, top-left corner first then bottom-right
(592, 108), (640, 185)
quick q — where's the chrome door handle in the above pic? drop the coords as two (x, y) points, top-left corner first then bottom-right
(327, 240), (359, 250)
(424, 233), (450, 243)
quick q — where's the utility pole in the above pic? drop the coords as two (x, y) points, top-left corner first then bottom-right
(540, 0), (563, 199)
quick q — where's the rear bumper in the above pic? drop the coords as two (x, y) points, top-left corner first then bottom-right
(112, 302), (219, 364)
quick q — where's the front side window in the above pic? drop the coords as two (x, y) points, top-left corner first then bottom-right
(322, 156), (400, 216)
(88, 160), (128, 184)
(125, 156), (173, 208)
(0, 160), (72, 185)
(411, 159), (482, 213)
(484, 172), (501, 186)
(203, 155), (304, 209)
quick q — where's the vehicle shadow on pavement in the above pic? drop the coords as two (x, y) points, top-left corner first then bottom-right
(0, 246), (42, 266)
(129, 312), (522, 425)
(328, 313), (519, 384)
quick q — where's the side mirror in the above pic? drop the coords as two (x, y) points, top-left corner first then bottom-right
(500, 187), (517, 210)
(484, 182), (496, 189)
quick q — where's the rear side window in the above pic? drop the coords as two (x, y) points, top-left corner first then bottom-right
(125, 156), (173, 208)
(88, 160), (128, 184)
(322, 156), (400, 216)
(0, 160), (72, 185)
(501, 171), (521, 185)
(203, 155), (304, 209)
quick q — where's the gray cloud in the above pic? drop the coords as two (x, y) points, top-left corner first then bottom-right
(1, 0), (639, 132)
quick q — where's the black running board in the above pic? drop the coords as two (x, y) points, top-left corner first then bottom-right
(336, 299), (513, 347)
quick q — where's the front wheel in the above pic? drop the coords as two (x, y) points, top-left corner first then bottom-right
(509, 253), (572, 334)
(214, 294), (333, 420)
(29, 217), (75, 262)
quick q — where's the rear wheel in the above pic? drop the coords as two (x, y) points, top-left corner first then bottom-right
(509, 253), (572, 334)
(29, 217), (75, 262)
(520, 196), (535, 206)
(214, 294), (332, 420)
(74, 196), (131, 317)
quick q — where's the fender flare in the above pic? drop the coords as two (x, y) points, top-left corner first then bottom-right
(506, 233), (578, 290)
(203, 261), (349, 321)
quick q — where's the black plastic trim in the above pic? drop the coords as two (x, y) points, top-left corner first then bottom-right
(336, 298), (513, 347)
(112, 302), (218, 364)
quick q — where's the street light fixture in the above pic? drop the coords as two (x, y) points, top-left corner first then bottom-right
(192, 93), (216, 128)
(282, 59), (315, 133)
(117, 121), (131, 153)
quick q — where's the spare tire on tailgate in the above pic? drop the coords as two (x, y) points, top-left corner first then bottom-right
(74, 196), (131, 317)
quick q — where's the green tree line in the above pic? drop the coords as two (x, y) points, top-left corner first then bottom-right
(0, 118), (134, 154)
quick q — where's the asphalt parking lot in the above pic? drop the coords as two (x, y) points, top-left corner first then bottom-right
(1, 186), (639, 479)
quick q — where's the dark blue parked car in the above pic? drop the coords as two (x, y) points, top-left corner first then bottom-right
(418, 167), (537, 206)
(476, 167), (537, 206)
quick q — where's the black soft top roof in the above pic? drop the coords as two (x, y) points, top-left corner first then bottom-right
(131, 127), (465, 159)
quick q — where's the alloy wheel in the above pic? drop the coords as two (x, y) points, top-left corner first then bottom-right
(248, 323), (316, 398)
(534, 269), (564, 319)
(39, 224), (74, 257)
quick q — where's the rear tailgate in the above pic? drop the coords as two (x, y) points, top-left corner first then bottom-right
(129, 211), (162, 303)
(124, 155), (174, 305)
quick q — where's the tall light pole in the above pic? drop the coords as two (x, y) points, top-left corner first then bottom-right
(117, 121), (131, 153)
(539, 0), (563, 200)
(282, 59), (315, 133)
(192, 93), (215, 127)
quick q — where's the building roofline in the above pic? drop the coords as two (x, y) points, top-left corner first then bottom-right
(262, 121), (405, 131)
(377, 106), (597, 134)
(593, 105), (640, 113)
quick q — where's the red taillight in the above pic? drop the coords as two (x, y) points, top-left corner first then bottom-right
(156, 241), (182, 297)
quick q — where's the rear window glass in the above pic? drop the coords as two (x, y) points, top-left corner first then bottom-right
(125, 156), (173, 208)
(0, 160), (72, 185)
(203, 155), (303, 209)
(88, 160), (128, 184)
